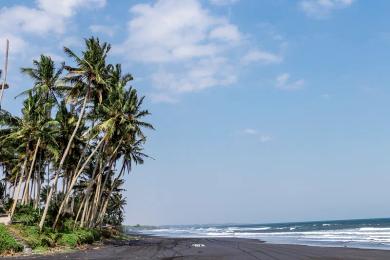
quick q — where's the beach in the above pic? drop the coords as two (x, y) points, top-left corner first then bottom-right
(6, 236), (390, 260)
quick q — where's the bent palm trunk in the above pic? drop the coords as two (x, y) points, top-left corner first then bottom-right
(52, 137), (105, 228)
(10, 156), (28, 217)
(22, 138), (40, 205)
(39, 88), (90, 231)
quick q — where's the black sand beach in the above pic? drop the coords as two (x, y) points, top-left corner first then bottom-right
(6, 236), (390, 260)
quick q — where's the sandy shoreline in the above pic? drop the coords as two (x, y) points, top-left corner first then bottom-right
(6, 235), (390, 259)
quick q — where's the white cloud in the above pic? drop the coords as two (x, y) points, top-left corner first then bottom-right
(259, 135), (272, 143)
(0, 0), (106, 54)
(89, 24), (116, 37)
(241, 49), (282, 65)
(117, 0), (241, 63)
(116, 0), (279, 102)
(0, 34), (26, 55)
(275, 73), (305, 91)
(37, 0), (106, 17)
(149, 93), (179, 104)
(299, 0), (354, 18)
(242, 128), (272, 143)
(209, 24), (241, 43)
(0, 0), (106, 36)
(62, 36), (83, 48)
(152, 57), (236, 94)
(243, 128), (258, 135)
(210, 0), (239, 6)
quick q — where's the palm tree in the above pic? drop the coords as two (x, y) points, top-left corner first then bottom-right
(1, 37), (153, 231)
(40, 37), (111, 231)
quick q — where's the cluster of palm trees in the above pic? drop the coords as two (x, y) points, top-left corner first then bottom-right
(0, 37), (153, 231)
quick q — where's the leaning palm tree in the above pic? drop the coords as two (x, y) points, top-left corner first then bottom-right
(53, 64), (153, 228)
(39, 37), (111, 231)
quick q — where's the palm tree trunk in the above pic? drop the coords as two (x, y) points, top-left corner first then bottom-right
(10, 156), (28, 217)
(52, 136), (105, 228)
(39, 87), (90, 231)
(22, 138), (40, 205)
(89, 174), (101, 227)
(74, 195), (86, 228)
(11, 171), (19, 199)
(34, 174), (40, 209)
(91, 141), (122, 225)
(80, 196), (89, 228)
(96, 162), (126, 226)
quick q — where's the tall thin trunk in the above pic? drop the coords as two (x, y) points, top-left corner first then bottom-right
(34, 152), (42, 209)
(10, 156), (28, 217)
(34, 174), (40, 209)
(89, 174), (101, 227)
(52, 136), (105, 228)
(96, 162), (126, 226)
(22, 138), (40, 205)
(11, 171), (19, 199)
(80, 196), (89, 228)
(39, 87), (90, 231)
(74, 195), (86, 228)
(91, 141), (122, 225)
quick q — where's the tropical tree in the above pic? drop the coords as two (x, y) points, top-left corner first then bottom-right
(39, 38), (111, 230)
(0, 37), (153, 232)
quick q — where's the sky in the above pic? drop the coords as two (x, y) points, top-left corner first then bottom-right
(2, 0), (390, 226)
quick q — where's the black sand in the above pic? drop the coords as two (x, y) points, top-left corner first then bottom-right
(7, 236), (390, 259)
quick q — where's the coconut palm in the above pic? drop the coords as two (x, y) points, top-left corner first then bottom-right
(1, 37), (152, 231)
(40, 37), (111, 230)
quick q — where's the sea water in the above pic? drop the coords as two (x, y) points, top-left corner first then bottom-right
(125, 218), (390, 250)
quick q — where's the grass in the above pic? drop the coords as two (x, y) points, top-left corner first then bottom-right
(0, 224), (23, 254)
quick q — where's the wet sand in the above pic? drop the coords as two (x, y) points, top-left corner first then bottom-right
(7, 236), (390, 259)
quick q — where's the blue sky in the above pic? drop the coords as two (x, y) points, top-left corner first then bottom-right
(2, 0), (390, 225)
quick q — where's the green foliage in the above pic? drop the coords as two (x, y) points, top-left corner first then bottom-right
(104, 192), (126, 226)
(0, 224), (23, 254)
(58, 228), (100, 248)
(11, 225), (58, 248)
(61, 218), (76, 233)
(58, 233), (78, 247)
(10, 224), (100, 250)
(12, 205), (40, 225)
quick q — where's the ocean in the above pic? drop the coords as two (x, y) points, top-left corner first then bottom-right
(125, 218), (390, 250)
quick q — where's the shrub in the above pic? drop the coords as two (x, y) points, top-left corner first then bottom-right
(61, 218), (75, 233)
(58, 233), (78, 247)
(58, 228), (100, 248)
(16, 225), (43, 248)
(0, 224), (23, 254)
(12, 205), (40, 225)
(10, 225), (59, 248)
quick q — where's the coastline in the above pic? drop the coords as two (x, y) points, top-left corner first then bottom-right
(6, 235), (390, 260)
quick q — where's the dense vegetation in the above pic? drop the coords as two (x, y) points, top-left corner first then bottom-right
(0, 224), (23, 254)
(0, 37), (153, 237)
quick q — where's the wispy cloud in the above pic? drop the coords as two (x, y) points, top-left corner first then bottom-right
(299, 0), (354, 19)
(209, 0), (239, 6)
(0, 0), (106, 54)
(259, 135), (272, 143)
(89, 24), (117, 37)
(241, 49), (282, 65)
(275, 73), (305, 91)
(243, 128), (258, 135)
(242, 128), (272, 143)
(115, 0), (281, 103)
